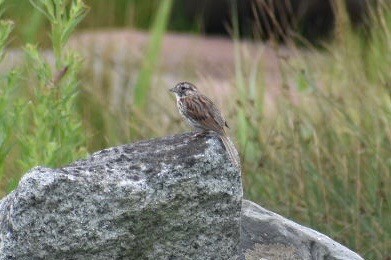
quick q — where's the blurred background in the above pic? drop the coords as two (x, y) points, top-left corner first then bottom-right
(3, 0), (372, 45)
(0, 0), (390, 259)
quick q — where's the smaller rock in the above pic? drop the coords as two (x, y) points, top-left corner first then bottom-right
(240, 199), (364, 260)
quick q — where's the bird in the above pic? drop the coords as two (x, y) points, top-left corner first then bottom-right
(169, 82), (240, 167)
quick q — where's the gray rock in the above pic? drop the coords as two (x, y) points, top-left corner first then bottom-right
(0, 131), (364, 260)
(0, 132), (242, 259)
(240, 200), (364, 260)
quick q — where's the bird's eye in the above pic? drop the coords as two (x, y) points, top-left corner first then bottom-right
(180, 85), (186, 91)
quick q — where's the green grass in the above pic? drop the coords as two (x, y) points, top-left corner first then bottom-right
(133, 0), (173, 109)
(0, 0), (389, 259)
(2, 0), (190, 47)
(237, 3), (391, 259)
(0, 11), (18, 182)
(0, 0), (88, 192)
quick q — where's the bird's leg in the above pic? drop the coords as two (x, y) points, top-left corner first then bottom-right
(192, 130), (210, 138)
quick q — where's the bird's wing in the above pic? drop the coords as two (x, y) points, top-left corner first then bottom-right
(182, 95), (226, 135)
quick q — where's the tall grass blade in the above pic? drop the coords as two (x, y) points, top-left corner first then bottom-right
(133, 0), (173, 109)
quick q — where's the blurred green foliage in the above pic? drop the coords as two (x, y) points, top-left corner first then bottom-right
(0, 15), (17, 181)
(238, 3), (391, 259)
(0, 0), (389, 259)
(0, 0), (88, 191)
(133, 0), (172, 109)
(3, 0), (196, 47)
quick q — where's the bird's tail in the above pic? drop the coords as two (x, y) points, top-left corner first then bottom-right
(220, 135), (241, 168)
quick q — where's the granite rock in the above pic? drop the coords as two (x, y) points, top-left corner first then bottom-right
(240, 200), (364, 260)
(0, 131), (364, 260)
(0, 132), (242, 259)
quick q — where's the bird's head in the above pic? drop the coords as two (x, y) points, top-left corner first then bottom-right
(169, 82), (198, 98)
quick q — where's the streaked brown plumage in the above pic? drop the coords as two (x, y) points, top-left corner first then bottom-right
(170, 82), (240, 167)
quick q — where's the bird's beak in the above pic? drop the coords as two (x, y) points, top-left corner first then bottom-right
(169, 87), (175, 93)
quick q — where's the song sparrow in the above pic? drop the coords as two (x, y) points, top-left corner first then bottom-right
(170, 82), (240, 167)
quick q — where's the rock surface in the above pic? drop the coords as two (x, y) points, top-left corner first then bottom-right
(0, 132), (242, 259)
(0, 132), (364, 259)
(240, 200), (364, 260)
